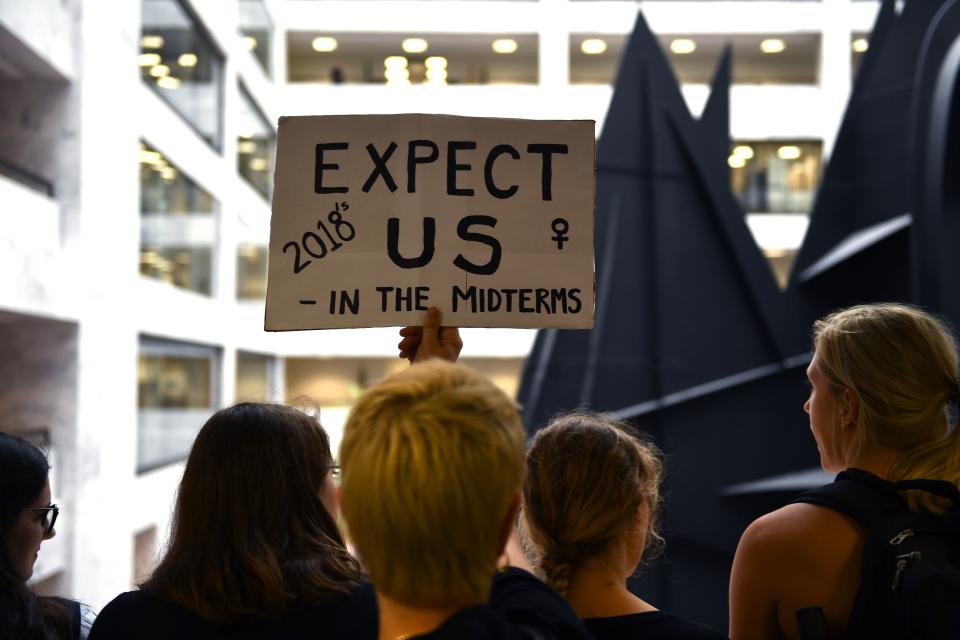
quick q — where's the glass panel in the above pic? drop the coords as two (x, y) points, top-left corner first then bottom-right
(139, 142), (218, 295)
(141, 0), (224, 149)
(237, 351), (272, 402)
(237, 86), (274, 200)
(236, 244), (268, 299)
(287, 32), (538, 84)
(239, 0), (272, 76)
(137, 338), (219, 473)
(728, 140), (823, 214)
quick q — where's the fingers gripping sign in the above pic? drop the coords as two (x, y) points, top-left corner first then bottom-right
(398, 308), (463, 364)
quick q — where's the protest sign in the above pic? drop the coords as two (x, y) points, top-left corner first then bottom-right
(265, 114), (595, 330)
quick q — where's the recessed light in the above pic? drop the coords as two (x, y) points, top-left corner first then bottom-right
(243, 36), (258, 51)
(777, 145), (802, 160)
(492, 39), (518, 54)
(670, 39), (697, 55)
(580, 39), (608, 55)
(140, 35), (164, 49)
(384, 56), (408, 69)
(312, 37), (338, 53)
(732, 145), (755, 160)
(138, 53), (162, 66)
(156, 76), (181, 90)
(760, 38), (786, 54)
(426, 68), (447, 83)
(852, 38), (869, 53)
(149, 64), (170, 78)
(425, 56), (447, 70)
(402, 38), (428, 54)
(727, 155), (746, 169)
(178, 53), (197, 67)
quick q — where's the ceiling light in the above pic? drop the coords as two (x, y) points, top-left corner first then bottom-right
(760, 38), (786, 54)
(402, 38), (428, 54)
(139, 149), (163, 165)
(160, 167), (177, 181)
(425, 68), (447, 82)
(178, 53), (197, 67)
(384, 67), (410, 82)
(249, 158), (268, 171)
(425, 56), (447, 70)
(238, 140), (258, 154)
(777, 145), (802, 160)
(492, 39), (518, 54)
(244, 36), (258, 51)
(727, 155), (746, 169)
(157, 76), (181, 90)
(732, 145), (755, 160)
(852, 38), (869, 53)
(312, 36), (338, 53)
(384, 56), (408, 69)
(670, 39), (697, 55)
(580, 39), (608, 55)
(140, 35), (164, 49)
(138, 53), (162, 66)
(149, 64), (170, 77)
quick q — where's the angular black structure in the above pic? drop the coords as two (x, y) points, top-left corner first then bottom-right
(518, 0), (960, 630)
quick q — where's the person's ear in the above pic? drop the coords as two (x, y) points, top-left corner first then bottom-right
(840, 387), (860, 428)
(497, 493), (522, 555)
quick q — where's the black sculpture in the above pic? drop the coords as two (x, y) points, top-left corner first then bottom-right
(517, 0), (960, 629)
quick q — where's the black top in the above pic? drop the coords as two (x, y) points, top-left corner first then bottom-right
(416, 568), (591, 640)
(584, 611), (726, 640)
(87, 582), (378, 640)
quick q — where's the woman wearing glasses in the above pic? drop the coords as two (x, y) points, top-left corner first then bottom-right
(89, 403), (375, 639)
(1, 431), (94, 639)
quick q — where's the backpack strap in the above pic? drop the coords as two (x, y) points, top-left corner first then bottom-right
(789, 469), (907, 529)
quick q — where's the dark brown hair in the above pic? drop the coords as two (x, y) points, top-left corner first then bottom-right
(142, 403), (362, 623)
(0, 432), (76, 640)
(521, 412), (664, 597)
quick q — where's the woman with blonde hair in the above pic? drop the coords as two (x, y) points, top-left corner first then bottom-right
(729, 303), (960, 639)
(521, 412), (726, 639)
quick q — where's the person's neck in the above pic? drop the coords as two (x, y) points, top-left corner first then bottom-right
(565, 561), (657, 620)
(376, 592), (473, 640)
(847, 446), (903, 480)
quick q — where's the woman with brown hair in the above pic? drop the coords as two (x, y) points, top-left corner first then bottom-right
(88, 403), (374, 639)
(1, 432), (95, 639)
(521, 413), (726, 639)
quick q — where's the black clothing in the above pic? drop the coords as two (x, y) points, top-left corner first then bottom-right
(417, 568), (591, 639)
(87, 582), (378, 640)
(584, 611), (727, 640)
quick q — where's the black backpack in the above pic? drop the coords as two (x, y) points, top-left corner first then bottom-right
(791, 468), (960, 639)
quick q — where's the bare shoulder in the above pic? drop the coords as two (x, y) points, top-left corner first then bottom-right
(737, 502), (864, 579)
(733, 503), (864, 639)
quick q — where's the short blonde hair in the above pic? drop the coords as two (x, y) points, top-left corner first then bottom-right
(339, 360), (525, 606)
(813, 303), (960, 512)
(521, 413), (663, 596)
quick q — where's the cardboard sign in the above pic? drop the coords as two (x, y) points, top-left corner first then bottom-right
(265, 114), (595, 330)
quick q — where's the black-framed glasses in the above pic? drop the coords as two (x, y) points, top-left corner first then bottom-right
(27, 504), (59, 535)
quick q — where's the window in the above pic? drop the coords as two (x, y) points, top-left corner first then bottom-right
(728, 140), (823, 214)
(139, 141), (218, 295)
(140, 0), (224, 149)
(236, 244), (267, 299)
(287, 32), (538, 85)
(237, 85), (274, 200)
(236, 351), (274, 402)
(137, 337), (220, 473)
(239, 0), (272, 77)
(570, 33), (819, 85)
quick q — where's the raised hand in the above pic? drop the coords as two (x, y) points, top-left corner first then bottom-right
(397, 308), (463, 364)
